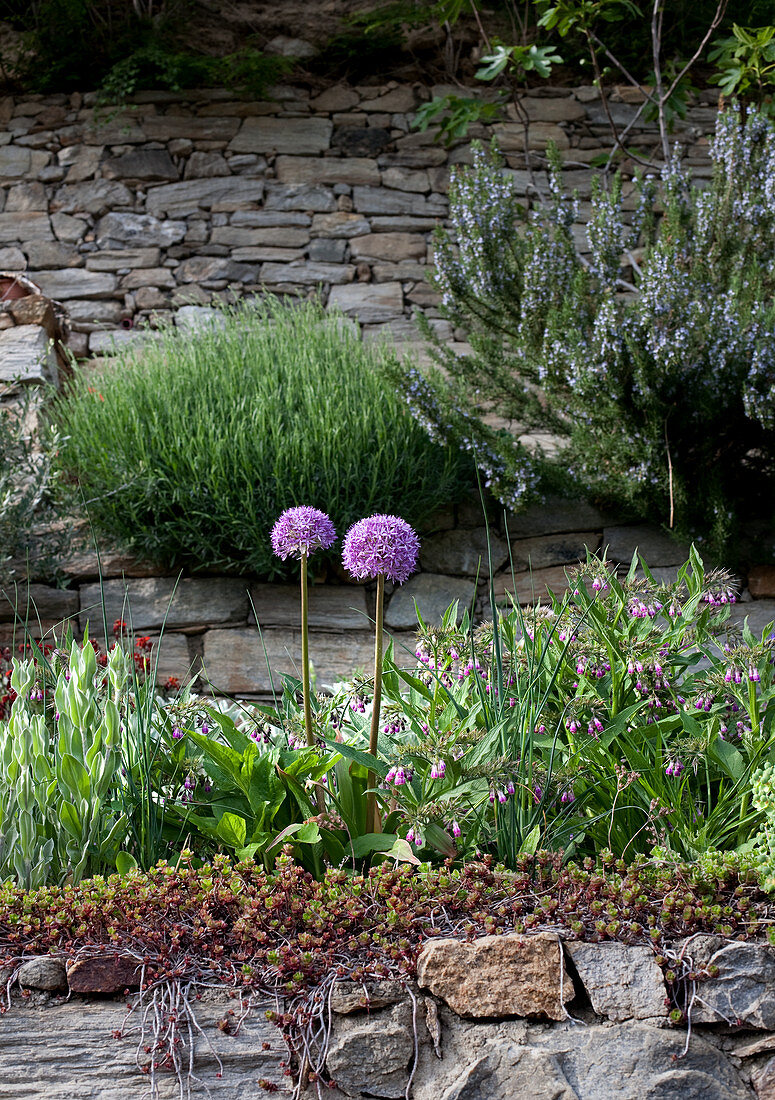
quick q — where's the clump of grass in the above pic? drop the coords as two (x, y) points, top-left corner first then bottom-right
(51, 301), (470, 578)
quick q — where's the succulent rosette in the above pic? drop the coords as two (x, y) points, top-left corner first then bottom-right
(271, 506), (337, 561)
(342, 514), (420, 584)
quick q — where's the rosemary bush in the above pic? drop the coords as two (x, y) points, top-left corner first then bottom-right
(52, 302), (469, 578)
(389, 106), (775, 559)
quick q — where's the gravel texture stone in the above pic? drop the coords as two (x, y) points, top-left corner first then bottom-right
(416, 932), (574, 1020)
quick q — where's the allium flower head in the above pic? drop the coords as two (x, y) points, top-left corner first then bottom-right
(342, 514), (420, 584)
(271, 506), (336, 561)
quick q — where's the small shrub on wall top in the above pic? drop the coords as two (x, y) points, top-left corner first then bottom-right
(51, 301), (469, 578)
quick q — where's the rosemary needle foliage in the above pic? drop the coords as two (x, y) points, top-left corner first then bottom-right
(51, 301), (469, 578)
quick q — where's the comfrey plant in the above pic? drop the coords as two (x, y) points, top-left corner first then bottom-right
(310, 548), (774, 867)
(389, 107), (775, 559)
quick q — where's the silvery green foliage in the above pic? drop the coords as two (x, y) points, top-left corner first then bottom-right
(0, 640), (130, 888)
(752, 761), (775, 891)
(392, 107), (775, 556)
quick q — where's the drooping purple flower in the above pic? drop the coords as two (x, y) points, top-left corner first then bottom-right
(271, 506), (337, 561)
(341, 514), (420, 584)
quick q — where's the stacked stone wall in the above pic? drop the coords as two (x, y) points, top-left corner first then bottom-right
(0, 81), (721, 356)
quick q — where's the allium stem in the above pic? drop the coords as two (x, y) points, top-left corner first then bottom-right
(300, 554), (325, 813)
(367, 574), (385, 833)
(300, 553), (313, 749)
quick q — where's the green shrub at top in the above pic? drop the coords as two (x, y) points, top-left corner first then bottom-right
(51, 302), (470, 578)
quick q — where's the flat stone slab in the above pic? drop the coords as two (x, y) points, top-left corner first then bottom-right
(510, 532), (600, 572)
(229, 116), (333, 155)
(565, 942), (667, 1022)
(503, 498), (610, 539)
(0, 583), (78, 623)
(202, 626), (387, 694)
(79, 577), (249, 632)
(420, 529), (508, 578)
(603, 525), (690, 567)
(0, 995), (285, 1098)
(493, 566), (574, 607)
(385, 573), (476, 630)
(248, 584), (368, 631)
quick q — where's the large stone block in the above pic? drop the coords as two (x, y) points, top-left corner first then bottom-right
(29, 269), (117, 300)
(176, 256), (257, 284)
(79, 577), (250, 632)
(416, 932), (574, 1020)
(328, 282), (404, 323)
(0, 582), (78, 624)
(688, 937), (775, 1028)
(259, 261), (354, 285)
(202, 627), (383, 694)
(326, 1001), (414, 1099)
(264, 183), (336, 212)
(728, 600), (775, 639)
(0, 996), (286, 1096)
(565, 942), (667, 1022)
(229, 116), (333, 155)
(352, 186), (446, 216)
(85, 247), (160, 271)
(510, 532), (600, 572)
(275, 156), (379, 186)
(503, 497), (610, 539)
(0, 145), (32, 176)
(349, 232), (426, 261)
(145, 177), (264, 218)
(95, 212), (187, 247)
(385, 573), (476, 630)
(103, 149), (178, 180)
(0, 212), (52, 241)
(493, 565), (572, 607)
(603, 525), (690, 567)
(248, 584), (369, 630)
(311, 211), (371, 238)
(420, 529), (508, 578)
(143, 115), (241, 142)
(0, 325), (59, 385)
(53, 180), (133, 215)
(212, 226), (310, 249)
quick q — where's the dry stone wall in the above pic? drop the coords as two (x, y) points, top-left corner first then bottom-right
(0, 81), (722, 355)
(2, 500), (774, 698)
(7, 932), (775, 1098)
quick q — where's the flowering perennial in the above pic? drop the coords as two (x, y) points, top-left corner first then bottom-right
(270, 506), (336, 561)
(342, 514), (420, 584)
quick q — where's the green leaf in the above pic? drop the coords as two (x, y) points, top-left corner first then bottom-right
(215, 811), (247, 848)
(520, 823), (541, 856)
(59, 753), (91, 801)
(350, 832), (399, 858)
(116, 851), (138, 874)
(424, 822), (457, 858)
(325, 739), (390, 777)
(58, 799), (82, 840)
(708, 738), (745, 782)
(386, 838), (421, 865)
(265, 821), (321, 851)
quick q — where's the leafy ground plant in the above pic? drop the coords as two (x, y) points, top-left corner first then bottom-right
(266, 547), (774, 870)
(51, 301), (469, 578)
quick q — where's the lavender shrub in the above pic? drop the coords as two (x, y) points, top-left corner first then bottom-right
(389, 107), (775, 559)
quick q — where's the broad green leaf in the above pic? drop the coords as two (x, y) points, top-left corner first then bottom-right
(215, 811), (247, 848)
(116, 851), (138, 874)
(265, 821), (321, 851)
(520, 823), (541, 856)
(59, 800), (82, 840)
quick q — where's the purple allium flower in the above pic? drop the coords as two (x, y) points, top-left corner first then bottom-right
(271, 506), (337, 561)
(341, 514), (420, 584)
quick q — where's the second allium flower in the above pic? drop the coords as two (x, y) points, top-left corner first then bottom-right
(342, 514), (420, 584)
